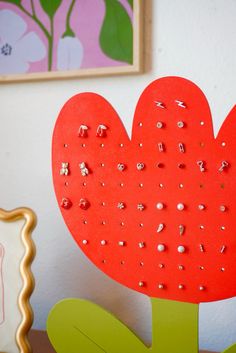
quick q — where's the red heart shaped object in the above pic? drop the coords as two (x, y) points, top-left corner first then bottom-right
(52, 77), (236, 303)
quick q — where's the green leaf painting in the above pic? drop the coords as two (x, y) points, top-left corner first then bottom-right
(100, 0), (133, 64)
(39, 0), (63, 19)
(0, 0), (137, 76)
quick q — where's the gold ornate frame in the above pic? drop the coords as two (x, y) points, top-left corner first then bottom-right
(0, 208), (36, 353)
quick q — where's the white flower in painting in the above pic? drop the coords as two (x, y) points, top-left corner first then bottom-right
(57, 36), (84, 71)
(0, 9), (46, 74)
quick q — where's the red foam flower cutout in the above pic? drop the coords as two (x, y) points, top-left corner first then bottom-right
(52, 77), (236, 304)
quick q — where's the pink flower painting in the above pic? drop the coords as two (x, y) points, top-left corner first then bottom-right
(0, 0), (134, 75)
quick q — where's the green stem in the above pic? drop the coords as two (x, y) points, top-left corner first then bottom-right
(30, 0), (36, 17)
(0, 1), (50, 40)
(62, 0), (76, 37)
(48, 16), (54, 71)
(18, 2), (53, 70)
(151, 298), (199, 353)
(17, 4), (50, 40)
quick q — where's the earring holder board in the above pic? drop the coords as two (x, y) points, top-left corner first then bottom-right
(48, 77), (236, 353)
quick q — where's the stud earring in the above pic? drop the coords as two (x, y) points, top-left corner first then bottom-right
(137, 163), (145, 170)
(179, 224), (185, 235)
(118, 241), (125, 246)
(177, 121), (185, 128)
(199, 244), (205, 252)
(139, 242), (145, 248)
(78, 124), (88, 137)
(156, 121), (164, 129)
(157, 244), (166, 252)
(158, 283), (164, 289)
(137, 203), (145, 211)
(175, 100), (186, 108)
(178, 143), (185, 153)
(139, 281), (145, 287)
(156, 202), (164, 210)
(197, 160), (205, 172)
(79, 198), (90, 210)
(158, 142), (165, 152)
(220, 245), (226, 253)
(219, 160), (229, 172)
(117, 202), (125, 209)
(157, 223), (165, 233)
(117, 163), (126, 171)
(60, 162), (69, 175)
(177, 245), (186, 253)
(177, 203), (185, 211)
(79, 162), (89, 176)
(60, 197), (72, 209)
(155, 101), (165, 109)
(96, 124), (107, 137)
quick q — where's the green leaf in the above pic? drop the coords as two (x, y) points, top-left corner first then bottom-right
(47, 299), (149, 353)
(2, 0), (22, 4)
(39, 0), (62, 19)
(99, 0), (133, 64)
(127, 0), (133, 8)
(222, 344), (236, 353)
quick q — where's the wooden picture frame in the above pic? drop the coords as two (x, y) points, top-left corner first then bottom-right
(0, 0), (143, 83)
(0, 208), (36, 353)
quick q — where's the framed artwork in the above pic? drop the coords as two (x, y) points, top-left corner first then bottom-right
(0, 0), (143, 82)
(0, 208), (36, 353)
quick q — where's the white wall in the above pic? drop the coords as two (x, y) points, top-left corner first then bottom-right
(1, 0), (236, 351)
